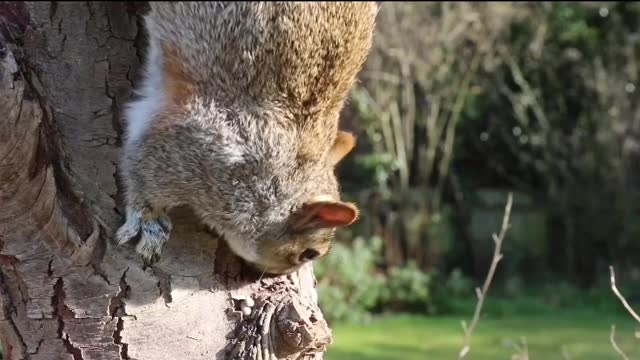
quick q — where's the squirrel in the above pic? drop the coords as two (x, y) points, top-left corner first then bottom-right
(115, 2), (378, 275)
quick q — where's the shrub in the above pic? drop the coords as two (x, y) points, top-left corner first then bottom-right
(381, 262), (432, 313)
(315, 237), (443, 323)
(314, 236), (386, 323)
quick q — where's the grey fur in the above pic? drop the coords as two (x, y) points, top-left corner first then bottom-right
(116, 2), (377, 274)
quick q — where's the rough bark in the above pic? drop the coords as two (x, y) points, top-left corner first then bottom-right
(0, 2), (332, 359)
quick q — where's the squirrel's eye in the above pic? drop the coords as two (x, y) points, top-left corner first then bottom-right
(298, 248), (320, 263)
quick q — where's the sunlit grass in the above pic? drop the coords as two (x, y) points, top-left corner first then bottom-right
(326, 310), (639, 360)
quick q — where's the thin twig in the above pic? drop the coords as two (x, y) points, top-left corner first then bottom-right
(609, 266), (640, 323)
(459, 193), (513, 359)
(509, 337), (530, 360)
(521, 337), (529, 360)
(610, 325), (629, 360)
(608, 265), (638, 360)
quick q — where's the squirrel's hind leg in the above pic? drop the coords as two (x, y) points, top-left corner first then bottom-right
(116, 206), (173, 264)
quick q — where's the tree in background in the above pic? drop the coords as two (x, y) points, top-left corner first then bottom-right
(340, 2), (640, 285)
(345, 3), (524, 274)
(454, 2), (640, 285)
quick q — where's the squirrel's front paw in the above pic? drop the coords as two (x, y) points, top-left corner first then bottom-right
(116, 209), (172, 264)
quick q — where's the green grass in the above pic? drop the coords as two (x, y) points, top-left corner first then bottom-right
(326, 310), (639, 360)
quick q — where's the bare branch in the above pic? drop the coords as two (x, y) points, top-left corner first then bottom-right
(459, 193), (513, 359)
(610, 325), (630, 360)
(609, 266), (640, 323)
(510, 337), (529, 360)
(521, 338), (530, 360)
(608, 266), (639, 360)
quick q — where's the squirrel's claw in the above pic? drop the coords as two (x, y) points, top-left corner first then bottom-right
(116, 209), (172, 263)
(115, 214), (142, 247)
(135, 215), (172, 262)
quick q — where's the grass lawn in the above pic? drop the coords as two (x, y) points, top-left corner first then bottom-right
(326, 310), (639, 360)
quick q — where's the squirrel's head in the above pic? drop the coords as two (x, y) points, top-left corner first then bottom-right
(209, 130), (360, 275)
(250, 195), (359, 275)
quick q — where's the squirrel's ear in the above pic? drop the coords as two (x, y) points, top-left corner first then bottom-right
(290, 197), (359, 230)
(327, 131), (357, 166)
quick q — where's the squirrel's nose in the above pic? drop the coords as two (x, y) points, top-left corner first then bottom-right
(298, 248), (320, 263)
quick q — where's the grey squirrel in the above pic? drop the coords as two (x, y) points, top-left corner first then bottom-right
(115, 2), (378, 275)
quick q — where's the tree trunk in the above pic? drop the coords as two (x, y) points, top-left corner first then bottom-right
(0, 2), (332, 359)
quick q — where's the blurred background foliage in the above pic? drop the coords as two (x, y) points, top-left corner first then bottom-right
(316, 1), (640, 325)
